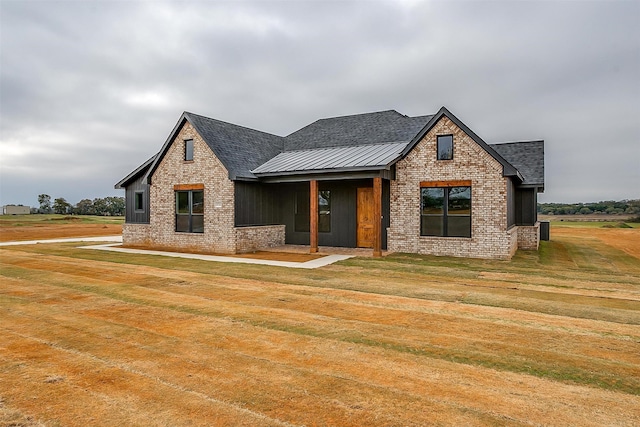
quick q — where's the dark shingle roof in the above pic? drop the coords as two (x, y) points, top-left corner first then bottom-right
(284, 110), (432, 151)
(490, 140), (545, 187)
(131, 108), (543, 189)
(186, 112), (284, 179)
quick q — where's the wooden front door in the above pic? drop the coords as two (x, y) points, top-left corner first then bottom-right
(357, 187), (374, 248)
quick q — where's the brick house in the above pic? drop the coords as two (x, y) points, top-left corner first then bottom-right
(115, 107), (544, 259)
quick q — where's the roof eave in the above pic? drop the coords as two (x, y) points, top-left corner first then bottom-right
(114, 155), (157, 189)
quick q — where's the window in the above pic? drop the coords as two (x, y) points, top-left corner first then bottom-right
(176, 190), (204, 233)
(437, 135), (453, 160)
(184, 139), (194, 161)
(318, 190), (331, 233)
(294, 189), (331, 233)
(421, 186), (471, 237)
(134, 191), (144, 212)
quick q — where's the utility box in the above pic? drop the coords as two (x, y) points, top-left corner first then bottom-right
(540, 221), (550, 241)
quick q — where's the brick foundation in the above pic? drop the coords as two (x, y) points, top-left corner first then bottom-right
(122, 223), (152, 246)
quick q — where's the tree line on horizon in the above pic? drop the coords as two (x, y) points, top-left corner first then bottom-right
(537, 199), (640, 216)
(17, 196), (640, 218)
(36, 194), (125, 216)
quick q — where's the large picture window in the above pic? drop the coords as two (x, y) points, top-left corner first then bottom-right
(421, 185), (471, 237)
(176, 190), (204, 233)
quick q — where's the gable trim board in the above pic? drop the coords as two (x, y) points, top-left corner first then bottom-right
(116, 106), (544, 259)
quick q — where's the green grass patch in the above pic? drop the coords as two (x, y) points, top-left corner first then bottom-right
(550, 220), (640, 229)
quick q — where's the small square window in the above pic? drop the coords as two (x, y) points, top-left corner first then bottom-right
(185, 139), (194, 161)
(437, 135), (453, 160)
(134, 191), (144, 212)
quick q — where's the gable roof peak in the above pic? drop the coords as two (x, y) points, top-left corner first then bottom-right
(183, 111), (282, 139)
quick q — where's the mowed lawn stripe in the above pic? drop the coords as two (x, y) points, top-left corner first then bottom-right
(2, 250), (639, 396)
(1, 280), (527, 426)
(4, 244), (639, 325)
(2, 276), (638, 426)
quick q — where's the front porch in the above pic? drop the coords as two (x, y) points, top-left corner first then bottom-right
(235, 176), (390, 257)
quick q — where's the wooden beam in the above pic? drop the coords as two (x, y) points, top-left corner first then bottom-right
(420, 180), (472, 188)
(310, 180), (318, 253)
(173, 183), (205, 191)
(373, 177), (382, 258)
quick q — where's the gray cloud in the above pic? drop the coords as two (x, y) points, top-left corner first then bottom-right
(1, 0), (638, 207)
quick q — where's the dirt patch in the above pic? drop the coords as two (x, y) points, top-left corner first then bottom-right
(0, 224), (122, 242)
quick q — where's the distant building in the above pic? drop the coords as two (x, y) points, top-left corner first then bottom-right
(3, 205), (31, 215)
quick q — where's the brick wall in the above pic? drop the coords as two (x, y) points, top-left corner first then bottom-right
(235, 225), (285, 253)
(388, 116), (515, 260)
(517, 223), (540, 250)
(146, 121), (237, 254)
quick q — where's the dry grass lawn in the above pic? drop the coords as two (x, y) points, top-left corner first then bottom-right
(1, 221), (639, 426)
(0, 215), (122, 242)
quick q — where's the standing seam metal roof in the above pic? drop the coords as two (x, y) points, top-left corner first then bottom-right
(252, 142), (410, 175)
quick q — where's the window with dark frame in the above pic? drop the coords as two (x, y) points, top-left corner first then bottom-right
(175, 190), (204, 233)
(437, 135), (453, 160)
(318, 190), (331, 233)
(134, 191), (144, 212)
(420, 186), (471, 237)
(184, 139), (194, 161)
(294, 189), (331, 233)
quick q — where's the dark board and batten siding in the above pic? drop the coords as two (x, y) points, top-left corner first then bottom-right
(234, 182), (283, 227)
(515, 188), (538, 226)
(124, 173), (150, 224)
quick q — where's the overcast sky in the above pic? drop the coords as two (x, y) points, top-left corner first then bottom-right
(1, 0), (638, 208)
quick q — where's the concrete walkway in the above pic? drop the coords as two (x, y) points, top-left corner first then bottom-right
(80, 243), (352, 269)
(0, 235), (123, 246)
(0, 236), (352, 269)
